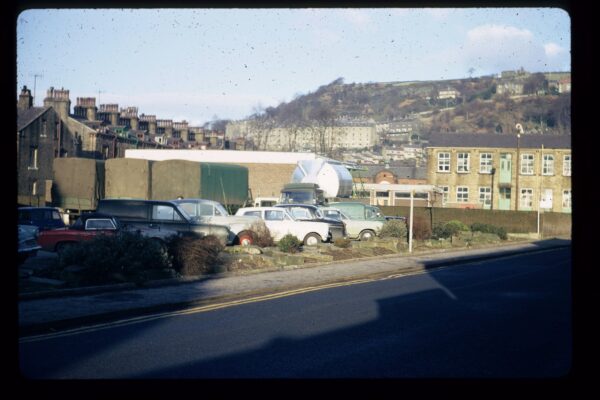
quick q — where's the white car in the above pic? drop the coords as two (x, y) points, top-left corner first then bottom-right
(320, 207), (384, 241)
(235, 206), (331, 246)
(172, 198), (260, 246)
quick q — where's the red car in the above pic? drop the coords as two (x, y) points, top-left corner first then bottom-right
(37, 213), (118, 253)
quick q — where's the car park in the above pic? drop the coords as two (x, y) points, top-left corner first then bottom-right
(18, 207), (66, 231)
(235, 206), (331, 245)
(97, 199), (232, 245)
(320, 207), (384, 241)
(18, 224), (42, 264)
(171, 198), (260, 246)
(274, 203), (346, 241)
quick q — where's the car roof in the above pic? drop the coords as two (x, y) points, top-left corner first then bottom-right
(172, 198), (218, 204)
(274, 204), (317, 209)
(78, 212), (117, 221)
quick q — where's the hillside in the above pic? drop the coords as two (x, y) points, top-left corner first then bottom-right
(253, 73), (571, 137)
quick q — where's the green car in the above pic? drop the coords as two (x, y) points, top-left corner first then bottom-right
(320, 205), (385, 241)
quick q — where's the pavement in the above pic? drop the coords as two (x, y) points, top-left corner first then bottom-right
(18, 238), (571, 337)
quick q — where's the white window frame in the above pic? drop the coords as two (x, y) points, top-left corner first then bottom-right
(456, 186), (469, 203)
(457, 152), (470, 173)
(28, 147), (38, 170)
(520, 188), (534, 210)
(563, 155), (571, 176)
(562, 189), (572, 209)
(437, 152), (450, 172)
(479, 153), (493, 174)
(542, 154), (555, 176)
(520, 153), (534, 175)
(440, 186), (449, 206)
(478, 187), (491, 207)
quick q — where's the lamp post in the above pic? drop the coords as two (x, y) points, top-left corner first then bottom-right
(490, 167), (496, 210)
(515, 132), (521, 211)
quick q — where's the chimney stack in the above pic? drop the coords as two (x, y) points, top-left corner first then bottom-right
(18, 86), (33, 111)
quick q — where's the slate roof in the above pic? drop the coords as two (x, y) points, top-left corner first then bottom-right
(352, 165), (427, 180)
(427, 133), (571, 149)
(17, 107), (51, 131)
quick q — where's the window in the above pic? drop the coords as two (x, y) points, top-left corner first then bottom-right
(32, 181), (37, 196)
(542, 154), (554, 175)
(520, 153), (534, 175)
(376, 191), (389, 198)
(520, 188), (533, 210)
(479, 187), (491, 207)
(437, 152), (450, 172)
(456, 186), (469, 203)
(562, 190), (572, 210)
(86, 219), (117, 230)
(29, 146), (38, 169)
(152, 205), (183, 221)
(440, 186), (449, 205)
(457, 152), (470, 173)
(265, 210), (285, 221)
(479, 153), (493, 173)
(541, 188), (553, 209)
(41, 119), (47, 137)
(242, 211), (261, 218)
(563, 155), (571, 176)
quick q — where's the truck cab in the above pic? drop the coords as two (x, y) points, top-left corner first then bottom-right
(279, 183), (326, 206)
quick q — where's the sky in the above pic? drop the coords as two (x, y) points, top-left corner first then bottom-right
(16, 7), (571, 126)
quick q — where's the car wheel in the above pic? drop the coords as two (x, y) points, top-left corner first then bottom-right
(303, 233), (321, 246)
(359, 230), (375, 241)
(236, 231), (254, 246)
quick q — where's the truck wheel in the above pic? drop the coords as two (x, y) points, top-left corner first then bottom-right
(359, 230), (375, 241)
(236, 231), (254, 246)
(303, 233), (321, 246)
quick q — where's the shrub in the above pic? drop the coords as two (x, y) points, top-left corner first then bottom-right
(250, 220), (275, 248)
(168, 234), (225, 276)
(432, 220), (470, 240)
(58, 231), (172, 285)
(379, 219), (408, 239)
(470, 222), (508, 240)
(278, 234), (302, 253)
(446, 220), (470, 233)
(333, 237), (352, 248)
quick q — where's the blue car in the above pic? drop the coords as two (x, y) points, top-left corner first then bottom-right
(17, 207), (66, 231)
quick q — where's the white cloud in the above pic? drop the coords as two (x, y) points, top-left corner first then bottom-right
(544, 42), (565, 57)
(463, 24), (547, 73)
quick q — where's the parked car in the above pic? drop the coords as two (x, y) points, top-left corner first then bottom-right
(37, 213), (119, 253)
(234, 206), (331, 246)
(384, 215), (407, 222)
(18, 225), (42, 264)
(274, 203), (346, 241)
(97, 199), (232, 245)
(319, 207), (384, 241)
(38, 212), (180, 253)
(171, 198), (260, 245)
(327, 202), (386, 221)
(18, 207), (66, 231)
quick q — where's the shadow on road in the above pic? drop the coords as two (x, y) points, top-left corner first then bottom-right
(19, 242), (572, 378)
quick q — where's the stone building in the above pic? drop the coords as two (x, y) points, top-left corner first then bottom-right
(16, 86), (170, 206)
(426, 133), (571, 212)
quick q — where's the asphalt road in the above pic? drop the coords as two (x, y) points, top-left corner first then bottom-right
(18, 247), (571, 378)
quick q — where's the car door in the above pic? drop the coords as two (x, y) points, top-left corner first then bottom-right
(263, 209), (291, 241)
(150, 204), (191, 233)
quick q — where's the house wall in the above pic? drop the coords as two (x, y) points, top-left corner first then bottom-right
(426, 146), (571, 213)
